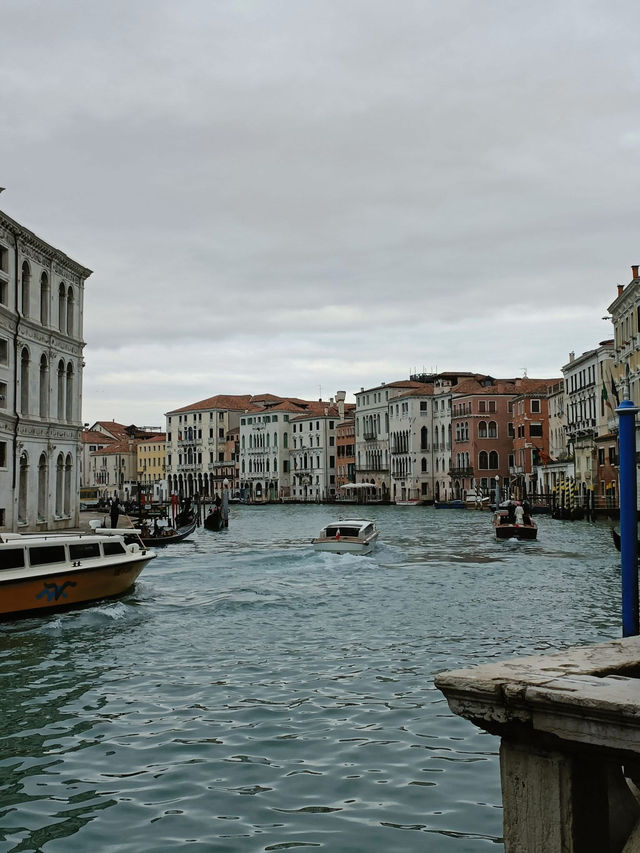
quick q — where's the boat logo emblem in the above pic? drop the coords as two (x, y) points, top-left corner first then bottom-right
(36, 580), (77, 602)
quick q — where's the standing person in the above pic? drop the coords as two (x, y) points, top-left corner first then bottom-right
(514, 502), (525, 526)
(110, 496), (120, 529)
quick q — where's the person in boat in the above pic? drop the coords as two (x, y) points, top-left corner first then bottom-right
(507, 501), (516, 524)
(153, 519), (160, 537)
(515, 502), (525, 525)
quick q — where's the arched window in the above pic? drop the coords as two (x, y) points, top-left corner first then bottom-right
(66, 363), (74, 422)
(18, 452), (28, 522)
(421, 457), (427, 472)
(20, 348), (29, 414)
(478, 421), (487, 438)
(489, 451), (499, 469)
(283, 433), (288, 449)
(464, 422), (469, 441)
(66, 287), (74, 336)
(273, 432), (277, 447)
(55, 453), (64, 515)
(39, 354), (49, 418)
(488, 421), (497, 438)
(58, 283), (66, 333)
(21, 261), (31, 316)
(38, 453), (47, 519)
(421, 426), (428, 450)
(40, 272), (49, 325)
(57, 360), (65, 419)
(241, 435), (245, 450)
(478, 451), (488, 469)
(64, 454), (72, 515)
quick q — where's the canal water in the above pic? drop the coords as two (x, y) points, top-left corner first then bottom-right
(0, 505), (622, 852)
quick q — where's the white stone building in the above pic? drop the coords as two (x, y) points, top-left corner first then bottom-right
(388, 387), (434, 502)
(355, 380), (427, 499)
(0, 209), (91, 531)
(561, 341), (614, 503)
(289, 400), (346, 502)
(165, 394), (266, 498)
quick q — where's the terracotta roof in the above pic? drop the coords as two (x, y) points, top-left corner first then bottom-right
(138, 433), (166, 443)
(167, 394), (262, 415)
(453, 377), (561, 396)
(82, 430), (116, 444)
(91, 420), (129, 438)
(90, 439), (137, 456)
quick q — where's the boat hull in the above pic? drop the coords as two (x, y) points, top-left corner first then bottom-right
(493, 524), (538, 541)
(312, 537), (376, 555)
(140, 521), (197, 546)
(0, 559), (150, 618)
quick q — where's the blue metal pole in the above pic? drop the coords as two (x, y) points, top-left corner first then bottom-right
(617, 397), (639, 637)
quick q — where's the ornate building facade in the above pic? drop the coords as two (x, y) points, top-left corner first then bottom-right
(0, 209), (91, 532)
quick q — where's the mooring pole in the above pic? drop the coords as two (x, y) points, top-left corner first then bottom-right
(617, 394), (639, 637)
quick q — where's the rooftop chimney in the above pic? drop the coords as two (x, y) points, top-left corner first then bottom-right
(569, 351), (575, 362)
(335, 390), (346, 421)
(633, 265), (639, 279)
(618, 284), (625, 296)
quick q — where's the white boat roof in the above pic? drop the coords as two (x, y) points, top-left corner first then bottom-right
(323, 519), (375, 527)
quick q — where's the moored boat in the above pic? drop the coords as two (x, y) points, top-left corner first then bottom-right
(435, 500), (466, 509)
(395, 499), (424, 507)
(0, 529), (155, 618)
(492, 510), (538, 540)
(312, 519), (379, 555)
(138, 520), (196, 547)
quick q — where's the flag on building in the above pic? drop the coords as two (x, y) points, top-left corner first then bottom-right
(610, 373), (620, 407)
(602, 379), (613, 411)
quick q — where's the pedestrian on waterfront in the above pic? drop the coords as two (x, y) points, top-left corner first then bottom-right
(515, 502), (525, 525)
(110, 497), (120, 529)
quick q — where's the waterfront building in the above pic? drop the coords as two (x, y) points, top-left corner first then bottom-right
(165, 394), (266, 498)
(533, 379), (575, 498)
(0, 209), (92, 532)
(80, 428), (116, 488)
(510, 378), (561, 498)
(450, 376), (534, 501)
(388, 386), (435, 502)
(238, 395), (348, 502)
(354, 379), (428, 500)
(430, 376), (456, 502)
(335, 417), (355, 493)
(289, 398), (347, 501)
(562, 341), (614, 507)
(137, 433), (167, 503)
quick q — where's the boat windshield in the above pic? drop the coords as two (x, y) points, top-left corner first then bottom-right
(324, 525), (364, 538)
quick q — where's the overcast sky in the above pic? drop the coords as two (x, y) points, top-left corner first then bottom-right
(2, 0), (639, 426)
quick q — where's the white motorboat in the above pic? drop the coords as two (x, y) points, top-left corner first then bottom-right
(312, 519), (379, 555)
(395, 499), (424, 506)
(0, 528), (156, 618)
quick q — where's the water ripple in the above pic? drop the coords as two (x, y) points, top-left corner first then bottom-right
(0, 507), (620, 852)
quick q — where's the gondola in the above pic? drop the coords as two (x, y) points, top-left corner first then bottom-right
(610, 526), (640, 553)
(203, 508), (224, 531)
(138, 520), (197, 547)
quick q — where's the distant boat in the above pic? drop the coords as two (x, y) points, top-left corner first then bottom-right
(492, 510), (538, 541)
(312, 519), (379, 555)
(435, 500), (466, 509)
(395, 499), (424, 507)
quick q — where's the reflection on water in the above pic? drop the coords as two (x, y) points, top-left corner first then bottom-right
(0, 506), (621, 852)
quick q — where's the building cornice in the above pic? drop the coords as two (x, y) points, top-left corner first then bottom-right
(0, 210), (92, 280)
